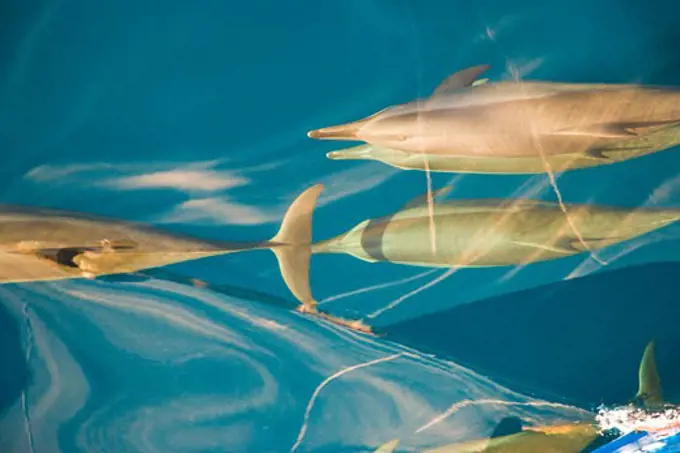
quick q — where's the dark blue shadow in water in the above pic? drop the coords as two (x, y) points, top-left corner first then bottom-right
(0, 299), (27, 416)
(381, 262), (680, 408)
(490, 416), (523, 438)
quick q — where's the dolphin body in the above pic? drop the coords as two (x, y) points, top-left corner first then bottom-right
(308, 187), (680, 269)
(0, 185), (323, 310)
(324, 118), (680, 174)
(309, 64), (680, 161)
(371, 341), (669, 453)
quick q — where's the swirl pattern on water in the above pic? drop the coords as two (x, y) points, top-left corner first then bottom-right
(0, 277), (591, 453)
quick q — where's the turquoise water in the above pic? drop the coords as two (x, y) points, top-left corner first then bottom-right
(1, 1), (680, 452)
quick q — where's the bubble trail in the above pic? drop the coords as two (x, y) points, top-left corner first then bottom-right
(365, 268), (457, 320)
(290, 353), (403, 453)
(318, 269), (439, 305)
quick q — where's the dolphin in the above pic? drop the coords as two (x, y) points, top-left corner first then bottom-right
(308, 64), (680, 160)
(324, 117), (680, 174)
(0, 185), (323, 311)
(374, 340), (670, 452)
(308, 187), (680, 269)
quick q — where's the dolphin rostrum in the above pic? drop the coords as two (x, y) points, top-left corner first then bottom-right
(308, 187), (680, 269)
(308, 64), (680, 160)
(0, 185), (323, 311)
(372, 340), (671, 452)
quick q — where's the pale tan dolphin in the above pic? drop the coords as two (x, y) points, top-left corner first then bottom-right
(0, 185), (323, 310)
(325, 119), (680, 174)
(421, 423), (598, 453)
(379, 340), (670, 452)
(309, 187), (680, 268)
(308, 64), (680, 160)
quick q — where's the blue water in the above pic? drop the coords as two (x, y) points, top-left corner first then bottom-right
(1, 1), (680, 452)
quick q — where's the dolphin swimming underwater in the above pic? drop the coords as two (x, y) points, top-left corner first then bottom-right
(370, 340), (672, 452)
(324, 118), (680, 174)
(0, 185), (322, 310)
(308, 64), (680, 162)
(308, 186), (680, 269)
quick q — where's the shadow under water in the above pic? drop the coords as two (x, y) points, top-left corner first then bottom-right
(382, 261), (680, 408)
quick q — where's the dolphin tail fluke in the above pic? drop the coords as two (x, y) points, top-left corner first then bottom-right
(271, 184), (323, 310)
(373, 439), (399, 453)
(633, 340), (665, 408)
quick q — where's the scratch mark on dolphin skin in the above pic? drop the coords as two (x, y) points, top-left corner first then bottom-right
(289, 353), (403, 453)
(318, 269), (439, 305)
(365, 267), (458, 320)
(415, 398), (590, 434)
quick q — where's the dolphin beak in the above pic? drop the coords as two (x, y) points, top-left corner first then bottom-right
(307, 119), (367, 141)
(326, 144), (374, 160)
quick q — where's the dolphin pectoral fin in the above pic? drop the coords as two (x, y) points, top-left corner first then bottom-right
(30, 239), (140, 273)
(431, 64), (491, 96)
(583, 144), (655, 160)
(633, 340), (665, 408)
(511, 240), (578, 254)
(34, 247), (93, 268)
(512, 237), (614, 254)
(564, 237), (617, 252)
(554, 120), (680, 140)
(584, 148), (613, 160)
(553, 124), (639, 139)
(373, 439), (399, 453)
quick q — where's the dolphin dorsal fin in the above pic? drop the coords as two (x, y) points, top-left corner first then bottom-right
(432, 64), (491, 96)
(635, 340), (664, 408)
(373, 439), (399, 453)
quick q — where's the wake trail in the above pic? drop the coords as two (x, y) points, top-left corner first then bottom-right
(290, 353), (403, 453)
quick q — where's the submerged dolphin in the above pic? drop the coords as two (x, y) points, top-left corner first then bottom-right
(325, 118), (680, 174)
(308, 187), (680, 269)
(309, 64), (680, 160)
(0, 185), (322, 310)
(372, 341), (670, 452)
